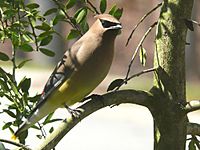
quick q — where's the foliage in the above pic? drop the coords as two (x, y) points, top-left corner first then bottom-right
(0, 0), (123, 145)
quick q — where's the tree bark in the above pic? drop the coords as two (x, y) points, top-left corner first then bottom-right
(153, 0), (194, 149)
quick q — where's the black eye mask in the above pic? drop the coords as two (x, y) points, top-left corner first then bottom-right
(100, 19), (120, 28)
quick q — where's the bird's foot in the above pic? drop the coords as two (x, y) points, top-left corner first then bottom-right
(64, 104), (81, 119)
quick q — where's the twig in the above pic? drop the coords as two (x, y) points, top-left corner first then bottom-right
(11, 45), (17, 83)
(0, 138), (32, 150)
(192, 135), (200, 149)
(185, 100), (200, 113)
(126, 2), (162, 46)
(188, 19), (200, 27)
(115, 67), (157, 91)
(187, 122), (200, 136)
(52, 0), (83, 35)
(86, 0), (99, 14)
(28, 16), (39, 51)
(125, 22), (158, 80)
(127, 67), (157, 82)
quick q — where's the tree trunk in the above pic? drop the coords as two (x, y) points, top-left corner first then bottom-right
(153, 0), (194, 149)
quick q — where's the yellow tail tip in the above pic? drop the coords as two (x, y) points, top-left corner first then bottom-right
(11, 134), (17, 141)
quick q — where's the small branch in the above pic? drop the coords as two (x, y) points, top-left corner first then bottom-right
(52, 0), (83, 35)
(115, 67), (157, 91)
(11, 45), (17, 83)
(86, 0), (99, 14)
(126, 2), (162, 46)
(187, 122), (200, 136)
(185, 100), (200, 113)
(188, 19), (200, 27)
(191, 135), (200, 149)
(28, 16), (39, 51)
(125, 22), (158, 80)
(127, 67), (157, 82)
(0, 138), (32, 150)
(36, 90), (154, 150)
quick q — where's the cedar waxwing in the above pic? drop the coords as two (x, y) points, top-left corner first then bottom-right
(13, 14), (122, 138)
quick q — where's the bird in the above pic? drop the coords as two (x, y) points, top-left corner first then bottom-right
(13, 14), (122, 139)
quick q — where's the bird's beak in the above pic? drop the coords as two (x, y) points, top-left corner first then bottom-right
(109, 24), (122, 30)
(113, 24), (122, 30)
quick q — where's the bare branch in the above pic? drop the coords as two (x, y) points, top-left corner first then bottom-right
(113, 67), (157, 91)
(187, 122), (200, 136)
(86, 0), (100, 14)
(0, 138), (32, 150)
(187, 19), (200, 27)
(185, 100), (200, 113)
(36, 90), (154, 150)
(125, 22), (158, 80)
(126, 2), (162, 46)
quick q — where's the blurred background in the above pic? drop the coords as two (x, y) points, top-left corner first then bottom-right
(0, 0), (200, 149)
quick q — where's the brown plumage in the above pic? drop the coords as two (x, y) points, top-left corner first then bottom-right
(13, 14), (122, 138)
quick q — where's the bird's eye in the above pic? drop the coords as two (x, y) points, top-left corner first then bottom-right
(100, 19), (118, 28)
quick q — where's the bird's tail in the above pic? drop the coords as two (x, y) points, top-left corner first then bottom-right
(11, 120), (32, 140)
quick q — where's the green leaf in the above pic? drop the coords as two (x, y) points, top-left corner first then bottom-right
(19, 44), (34, 52)
(66, 0), (76, 9)
(44, 8), (58, 16)
(67, 29), (80, 40)
(75, 8), (87, 24)
(52, 13), (65, 25)
(36, 135), (42, 139)
(44, 118), (62, 124)
(2, 122), (12, 130)
(31, 125), (40, 130)
(113, 8), (123, 20)
(40, 35), (53, 46)
(189, 140), (196, 150)
(0, 52), (9, 61)
(107, 79), (124, 92)
(49, 127), (54, 133)
(26, 3), (40, 9)
(35, 22), (51, 31)
(80, 19), (89, 33)
(17, 59), (32, 69)
(0, 79), (9, 91)
(0, 142), (6, 150)
(109, 5), (123, 20)
(3, 109), (16, 118)
(100, 0), (107, 13)
(139, 46), (147, 66)
(28, 94), (41, 103)
(39, 31), (54, 38)
(39, 48), (55, 57)
(109, 5), (117, 15)
(43, 112), (54, 125)
(18, 78), (31, 93)
(9, 81), (19, 96)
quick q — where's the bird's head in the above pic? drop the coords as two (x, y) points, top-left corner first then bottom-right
(91, 14), (122, 37)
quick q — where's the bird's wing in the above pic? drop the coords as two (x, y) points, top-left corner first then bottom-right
(30, 42), (82, 115)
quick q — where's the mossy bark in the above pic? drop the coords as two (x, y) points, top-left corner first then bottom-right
(153, 0), (194, 149)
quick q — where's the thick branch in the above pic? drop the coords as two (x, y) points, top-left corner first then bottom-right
(185, 100), (200, 113)
(36, 90), (154, 150)
(187, 122), (200, 136)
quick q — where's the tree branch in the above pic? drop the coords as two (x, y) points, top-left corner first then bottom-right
(126, 2), (162, 46)
(125, 22), (158, 80)
(36, 90), (154, 150)
(0, 138), (32, 150)
(187, 122), (200, 136)
(185, 100), (200, 113)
